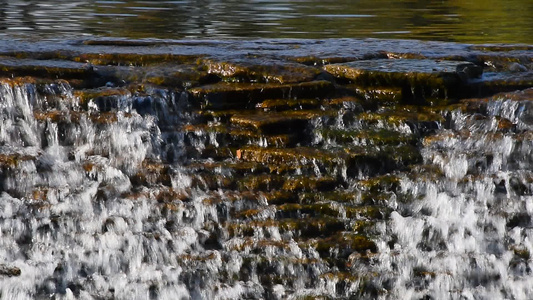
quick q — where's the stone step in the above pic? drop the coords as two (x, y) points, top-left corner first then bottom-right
(237, 144), (422, 177)
(255, 98), (322, 111)
(316, 128), (417, 146)
(33, 110), (124, 125)
(299, 232), (377, 258)
(74, 86), (133, 111)
(200, 57), (321, 84)
(230, 110), (324, 134)
(129, 160), (172, 187)
(182, 123), (297, 148)
(225, 216), (348, 239)
(234, 203), (390, 222)
(0, 57), (99, 87)
(325, 59), (482, 105)
(188, 80), (334, 110)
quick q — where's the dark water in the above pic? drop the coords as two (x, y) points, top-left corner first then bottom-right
(0, 0), (532, 43)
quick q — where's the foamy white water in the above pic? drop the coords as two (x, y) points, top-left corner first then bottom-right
(0, 78), (532, 300)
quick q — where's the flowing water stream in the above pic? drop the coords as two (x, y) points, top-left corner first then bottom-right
(0, 39), (531, 299)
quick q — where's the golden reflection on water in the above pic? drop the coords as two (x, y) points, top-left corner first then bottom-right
(0, 0), (531, 43)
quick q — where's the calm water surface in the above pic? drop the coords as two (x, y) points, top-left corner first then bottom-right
(0, 0), (531, 43)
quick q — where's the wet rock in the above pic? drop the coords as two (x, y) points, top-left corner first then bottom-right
(183, 123), (297, 148)
(0, 57), (103, 87)
(349, 86), (403, 106)
(324, 59), (483, 104)
(305, 232), (377, 258)
(471, 71), (533, 95)
(188, 80), (334, 109)
(74, 87), (132, 111)
(74, 52), (202, 67)
(0, 264), (21, 277)
(255, 98), (321, 111)
(200, 57), (321, 84)
(230, 110), (323, 134)
(317, 128), (416, 146)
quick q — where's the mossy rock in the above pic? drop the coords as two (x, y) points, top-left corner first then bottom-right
(238, 144), (421, 177)
(226, 216), (346, 238)
(189, 172), (238, 191)
(275, 203), (340, 219)
(74, 87), (132, 110)
(324, 59), (483, 104)
(112, 64), (213, 88)
(324, 59), (482, 85)
(33, 110), (122, 125)
(299, 191), (359, 204)
(74, 52), (201, 67)
(256, 98), (321, 111)
(188, 80), (334, 110)
(182, 123), (297, 148)
(230, 110), (318, 134)
(303, 232), (377, 257)
(459, 88), (533, 115)
(130, 160), (172, 187)
(282, 176), (338, 192)
(0, 265), (21, 277)
(348, 86), (403, 106)
(470, 45), (533, 52)
(317, 128), (416, 146)
(185, 160), (271, 176)
(325, 96), (366, 110)
(341, 144), (422, 176)
(344, 205), (391, 220)
(358, 107), (445, 126)
(472, 72), (533, 95)
(0, 153), (35, 169)
(0, 57), (96, 81)
(275, 203), (389, 221)
(358, 175), (401, 193)
(237, 174), (286, 191)
(200, 57), (321, 84)
(261, 190), (299, 205)
(237, 145), (346, 174)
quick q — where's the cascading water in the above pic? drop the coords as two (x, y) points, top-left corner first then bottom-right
(366, 92), (533, 299)
(0, 38), (531, 300)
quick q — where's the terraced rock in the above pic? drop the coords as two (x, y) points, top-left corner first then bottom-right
(0, 39), (531, 299)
